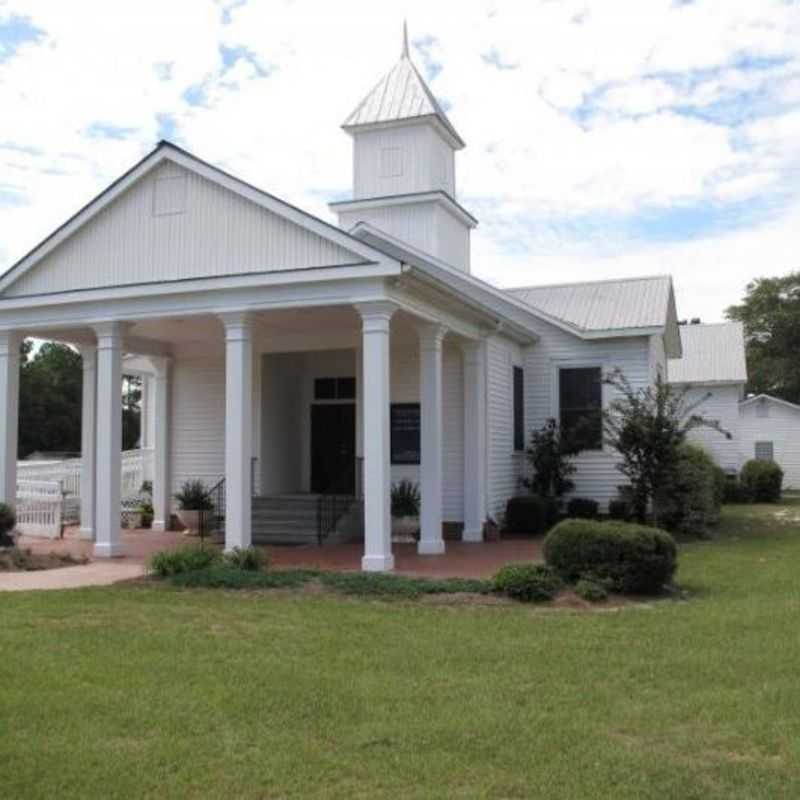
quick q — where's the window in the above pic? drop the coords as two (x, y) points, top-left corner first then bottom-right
(755, 441), (774, 461)
(559, 367), (603, 450)
(380, 147), (403, 177)
(513, 366), (525, 452)
(391, 403), (420, 464)
(314, 377), (356, 401)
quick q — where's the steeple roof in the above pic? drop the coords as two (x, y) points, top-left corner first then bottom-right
(342, 24), (465, 149)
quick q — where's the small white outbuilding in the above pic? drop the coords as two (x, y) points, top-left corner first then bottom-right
(739, 395), (800, 490)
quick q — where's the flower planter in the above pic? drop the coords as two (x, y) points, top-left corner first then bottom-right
(177, 509), (210, 536)
(391, 516), (419, 544)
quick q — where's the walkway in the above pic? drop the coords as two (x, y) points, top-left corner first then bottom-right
(1, 527), (545, 591)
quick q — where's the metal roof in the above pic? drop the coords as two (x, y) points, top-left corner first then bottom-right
(508, 275), (674, 333)
(667, 322), (747, 385)
(342, 31), (465, 148)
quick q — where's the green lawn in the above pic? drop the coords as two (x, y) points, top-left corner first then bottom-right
(2, 501), (800, 799)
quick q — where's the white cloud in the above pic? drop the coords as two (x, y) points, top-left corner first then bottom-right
(1, 0), (799, 321)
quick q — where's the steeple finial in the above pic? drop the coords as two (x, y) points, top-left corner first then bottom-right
(402, 20), (409, 58)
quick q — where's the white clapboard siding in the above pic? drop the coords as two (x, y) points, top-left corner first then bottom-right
(170, 356), (226, 495)
(486, 334), (524, 517)
(739, 399), (800, 489)
(682, 385), (743, 471)
(170, 338), (466, 521)
(6, 162), (363, 297)
(523, 321), (654, 510)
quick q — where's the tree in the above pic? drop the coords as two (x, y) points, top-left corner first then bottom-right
(122, 375), (142, 451)
(524, 419), (582, 498)
(726, 272), (800, 404)
(19, 341), (83, 458)
(602, 370), (730, 526)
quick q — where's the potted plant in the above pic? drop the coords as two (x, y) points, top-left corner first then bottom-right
(174, 480), (213, 536)
(391, 480), (420, 543)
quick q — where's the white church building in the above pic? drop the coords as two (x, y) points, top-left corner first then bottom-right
(0, 35), (683, 570)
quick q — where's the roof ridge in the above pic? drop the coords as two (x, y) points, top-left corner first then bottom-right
(507, 274), (671, 293)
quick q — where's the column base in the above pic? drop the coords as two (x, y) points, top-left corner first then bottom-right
(93, 541), (126, 558)
(417, 539), (446, 555)
(151, 520), (167, 532)
(462, 528), (483, 543)
(362, 554), (395, 572)
(78, 527), (95, 542)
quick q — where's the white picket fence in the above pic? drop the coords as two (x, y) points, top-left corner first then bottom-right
(15, 449), (153, 539)
(15, 480), (64, 539)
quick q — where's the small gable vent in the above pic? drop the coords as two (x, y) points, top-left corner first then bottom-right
(152, 171), (187, 216)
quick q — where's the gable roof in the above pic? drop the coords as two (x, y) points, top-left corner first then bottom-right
(0, 141), (395, 297)
(668, 322), (747, 385)
(342, 47), (465, 149)
(506, 275), (681, 356)
(740, 393), (800, 413)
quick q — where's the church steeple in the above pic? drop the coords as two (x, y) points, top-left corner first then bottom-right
(331, 24), (476, 273)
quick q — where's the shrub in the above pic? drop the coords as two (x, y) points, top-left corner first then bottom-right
(574, 577), (609, 602)
(723, 478), (751, 504)
(740, 459), (783, 503)
(223, 547), (266, 571)
(0, 502), (16, 548)
(607, 499), (630, 521)
(566, 498), (599, 520)
(543, 519), (677, 594)
(391, 480), (420, 518)
(524, 419), (580, 497)
(174, 480), (214, 511)
(320, 572), (490, 599)
(656, 444), (721, 538)
(492, 563), (562, 602)
(505, 495), (559, 535)
(711, 466), (728, 508)
(149, 545), (218, 577)
(170, 567), (318, 590)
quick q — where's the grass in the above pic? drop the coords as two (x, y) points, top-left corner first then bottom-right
(2, 499), (800, 798)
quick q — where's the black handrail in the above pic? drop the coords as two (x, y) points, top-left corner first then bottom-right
(317, 458), (363, 545)
(202, 477), (226, 537)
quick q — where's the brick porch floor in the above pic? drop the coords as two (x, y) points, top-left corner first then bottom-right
(17, 527), (544, 579)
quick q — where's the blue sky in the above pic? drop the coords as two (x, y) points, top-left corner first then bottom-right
(1, 0), (799, 320)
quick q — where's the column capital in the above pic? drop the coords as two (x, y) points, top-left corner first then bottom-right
(418, 322), (447, 350)
(92, 321), (129, 348)
(354, 301), (397, 325)
(0, 330), (22, 357)
(219, 310), (253, 340)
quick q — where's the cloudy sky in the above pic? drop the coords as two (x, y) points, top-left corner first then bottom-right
(1, 0), (799, 321)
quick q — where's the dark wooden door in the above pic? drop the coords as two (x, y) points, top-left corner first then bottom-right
(311, 404), (356, 494)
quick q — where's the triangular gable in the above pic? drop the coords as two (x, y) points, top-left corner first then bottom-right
(0, 143), (390, 298)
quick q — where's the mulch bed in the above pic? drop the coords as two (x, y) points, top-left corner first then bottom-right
(0, 547), (89, 572)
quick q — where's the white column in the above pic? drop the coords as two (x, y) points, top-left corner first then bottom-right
(93, 322), (125, 557)
(462, 339), (487, 541)
(0, 331), (21, 507)
(221, 312), (253, 551)
(77, 345), (97, 540)
(151, 357), (171, 531)
(418, 323), (446, 555)
(355, 302), (395, 572)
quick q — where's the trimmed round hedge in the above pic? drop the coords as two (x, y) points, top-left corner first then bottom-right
(740, 459), (783, 503)
(543, 519), (677, 595)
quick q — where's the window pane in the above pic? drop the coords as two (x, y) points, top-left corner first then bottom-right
(337, 377), (356, 400)
(314, 378), (336, 400)
(559, 367), (602, 450)
(391, 404), (420, 464)
(755, 441), (774, 461)
(513, 366), (525, 451)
